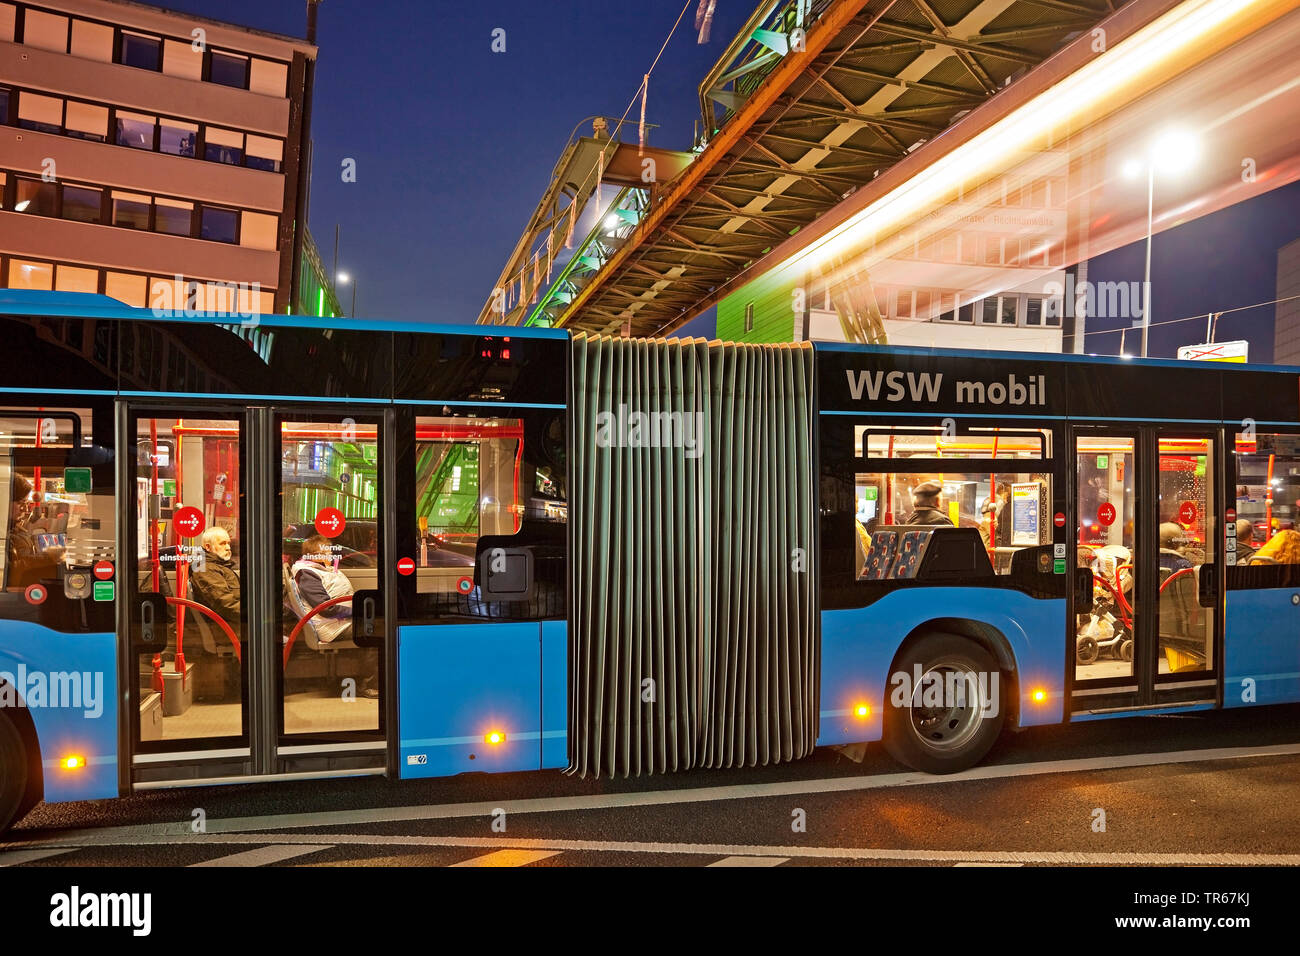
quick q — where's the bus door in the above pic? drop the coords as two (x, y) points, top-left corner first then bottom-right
(123, 405), (389, 785)
(1071, 427), (1220, 713)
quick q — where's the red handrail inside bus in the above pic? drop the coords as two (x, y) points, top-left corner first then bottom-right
(283, 595), (354, 667)
(165, 597), (241, 662)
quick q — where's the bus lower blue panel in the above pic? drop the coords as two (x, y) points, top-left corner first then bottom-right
(0, 622), (117, 803)
(1224, 590), (1300, 707)
(819, 590), (1066, 746)
(398, 623), (541, 779)
(541, 620), (567, 769)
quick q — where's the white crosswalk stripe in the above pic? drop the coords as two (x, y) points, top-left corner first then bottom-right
(189, 844), (333, 867)
(708, 856), (788, 867)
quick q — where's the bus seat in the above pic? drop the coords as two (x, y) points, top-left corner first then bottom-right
(1158, 565), (1205, 670)
(283, 563), (356, 655)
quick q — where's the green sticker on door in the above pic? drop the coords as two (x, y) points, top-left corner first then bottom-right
(93, 581), (115, 602)
(1053, 558), (1067, 574)
(64, 467), (92, 493)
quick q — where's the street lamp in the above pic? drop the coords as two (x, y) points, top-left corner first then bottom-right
(337, 271), (357, 318)
(1123, 129), (1198, 357)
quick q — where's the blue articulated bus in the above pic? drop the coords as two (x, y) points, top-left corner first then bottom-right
(1, 289), (1297, 832)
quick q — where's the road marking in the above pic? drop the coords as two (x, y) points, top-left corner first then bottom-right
(11, 831), (1300, 867)
(6, 741), (1300, 850)
(451, 849), (558, 867)
(0, 847), (74, 866)
(189, 844), (333, 867)
(708, 856), (788, 867)
(953, 862), (1023, 867)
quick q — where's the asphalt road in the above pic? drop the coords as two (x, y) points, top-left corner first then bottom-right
(3, 704), (1300, 868)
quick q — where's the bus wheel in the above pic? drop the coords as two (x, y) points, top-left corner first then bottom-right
(884, 634), (1005, 774)
(0, 713), (29, 835)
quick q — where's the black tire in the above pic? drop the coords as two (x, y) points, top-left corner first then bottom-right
(1076, 634), (1100, 665)
(0, 712), (29, 835)
(884, 633), (1006, 774)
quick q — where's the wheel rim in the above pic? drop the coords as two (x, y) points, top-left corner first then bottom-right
(906, 657), (990, 753)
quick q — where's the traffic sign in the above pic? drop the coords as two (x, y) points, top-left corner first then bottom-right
(456, 576), (474, 595)
(93, 560), (114, 580)
(315, 507), (346, 538)
(174, 506), (205, 538)
(1227, 508), (1236, 522)
(24, 583), (47, 605)
(1097, 503), (1116, 526)
(1054, 512), (1066, 528)
(1178, 501), (1198, 525)
(396, 557), (415, 576)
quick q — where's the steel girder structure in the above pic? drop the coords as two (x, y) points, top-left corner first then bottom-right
(555, 0), (1122, 337)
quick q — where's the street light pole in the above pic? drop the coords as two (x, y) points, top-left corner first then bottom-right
(350, 279), (357, 318)
(1141, 161), (1154, 358)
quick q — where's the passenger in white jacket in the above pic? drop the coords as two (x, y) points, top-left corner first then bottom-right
(291, 534), (355, 645)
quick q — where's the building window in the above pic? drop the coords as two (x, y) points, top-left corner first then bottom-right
(245, 135), (283, 172)
(54, 264), (97, 294)
(1000, 296), (1018, 325)
(958, 300), (976, 323)
(162, 38), (203, 80)
(115, 111), (156, 150)
(744, 302), (754, 333)
(22, 9), (68, 53)
(249, 58), (289, 97)
(65, 101), (108, 142)
(17, 92), (63, 134)
(105, 271), (147, 308)
(980, 298), (998, 324)
(209, 51), (249, 89)
(154, 198), (193, 237)
(120, 31), (162, 71)
(112, 191), (151, 230)
(8, 259), (54, 291)
(915, 290), (932, 320)
(0, 3), (14, 43)
(205, 128), (244, 165)
(15, 178), (57, 216)
(201, 206), (238, 244)
(0, 87), (9, 124)
(70, 19), (113, 61)
(63, 185), (103, 224)
(1025, 296), (1044, 326)
(159, 119), (198, 157)
(240, 211), (278, 251)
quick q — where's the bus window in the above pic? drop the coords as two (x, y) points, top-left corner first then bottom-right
(134, 416), (244, 743)
(1234, 432), (1300, 562)
(1156, 437), (1214, 673)
(1, 410), (113, 595)
(1076, 436), (1136, 680)
(413, 416), (523, 594)
(280, 420), (380, 723)
(852, 426), (1052, 577)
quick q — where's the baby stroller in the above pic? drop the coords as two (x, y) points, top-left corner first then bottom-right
(1077, 545), (1135, 665)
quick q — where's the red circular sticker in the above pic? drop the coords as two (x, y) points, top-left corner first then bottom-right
(314, 507), (346, 538)
(1178, 501), (1198, 525)
(1226, 508), (1236, 522)
(173, 506), (205, 539)
(456, 575), (474, 595)
(1054, 512), (1066, 528)
(93, 560), (114, 580)
(1097, 503), (1117, 527)
(24, 583), (47, 605)
(396, 557), (415, 576)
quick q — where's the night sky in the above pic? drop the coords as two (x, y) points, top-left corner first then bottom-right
(154, 1), (1298, 353)
(151, 0), (748, 331)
